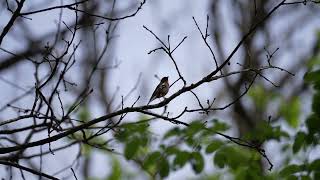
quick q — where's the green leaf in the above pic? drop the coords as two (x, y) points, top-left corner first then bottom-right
(78, 106), (91, 122)
(268, 126), (290, 141)
(190, 152), (204, 174)
(309, 159), (320, 171)
(223, 146), (257, 170)
(247, 122), (290, 142)
(106, 157), (121, 180)
(248, 85), (279, 110)
(81, 144), (92, 157)
(173, 151), (190, 168)
(301, 175), (312, 180)
(163, 127), (182, 139)
(280, 97), (300, 128)
(159, 157), (170, 178)
(234, 166), (262, 180)
(124, 139), (140, 159)
(186, 121), (205, 136)
(214, 150), (226, 168)
(304, 69), (320, 84)
(279, 164), (302, 177)
(185, 137), (196, 146)
(165, 146), (180, 155)
(306, 56), (320, 69)
(306, 114), (320, 135)
(314, 171), (320, 180)
(248, 85), (268, 110)
(314, 82), (320, 90)
(209, 119), (230, 132)
(119, 122), (149, 135)
(206, 140), (224, 154)
(312, 92), (320, 116)
(292, 131), (306, 153)
(286, 175), (298, 180)
(116, 121), (150, 143)
(143, 151), (161, 169)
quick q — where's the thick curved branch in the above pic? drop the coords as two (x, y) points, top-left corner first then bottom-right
(0, 0), (288, 156)
(20, 0), (89, 16)
(70, 0), (146, 21)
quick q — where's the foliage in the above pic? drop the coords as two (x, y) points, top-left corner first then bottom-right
(86, 36), (320, 180)
(277, 36), (320, 180)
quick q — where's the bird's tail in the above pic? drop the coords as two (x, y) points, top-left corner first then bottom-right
(147, 96), (155, 105)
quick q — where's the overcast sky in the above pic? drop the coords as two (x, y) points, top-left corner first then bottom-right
(1, 0), (320, 179)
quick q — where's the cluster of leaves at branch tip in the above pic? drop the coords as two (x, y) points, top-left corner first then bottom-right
(243, 121), (290, 145)
(115, 118), (150, 160)
(106, 157), (122, 180)
(116, 115), (278, 178)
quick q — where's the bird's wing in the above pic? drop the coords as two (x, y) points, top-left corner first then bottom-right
(148, 83), (161, 104)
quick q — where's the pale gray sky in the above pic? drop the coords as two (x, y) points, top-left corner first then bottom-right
(0, 0), (320, 179)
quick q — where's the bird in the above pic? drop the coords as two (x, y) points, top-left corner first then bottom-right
(148, 76), (169, 105)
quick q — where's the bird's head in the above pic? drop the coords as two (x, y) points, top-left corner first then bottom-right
(161, 76), (169, 82)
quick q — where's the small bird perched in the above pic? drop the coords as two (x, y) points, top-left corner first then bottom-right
(148, 76), (169, 104)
